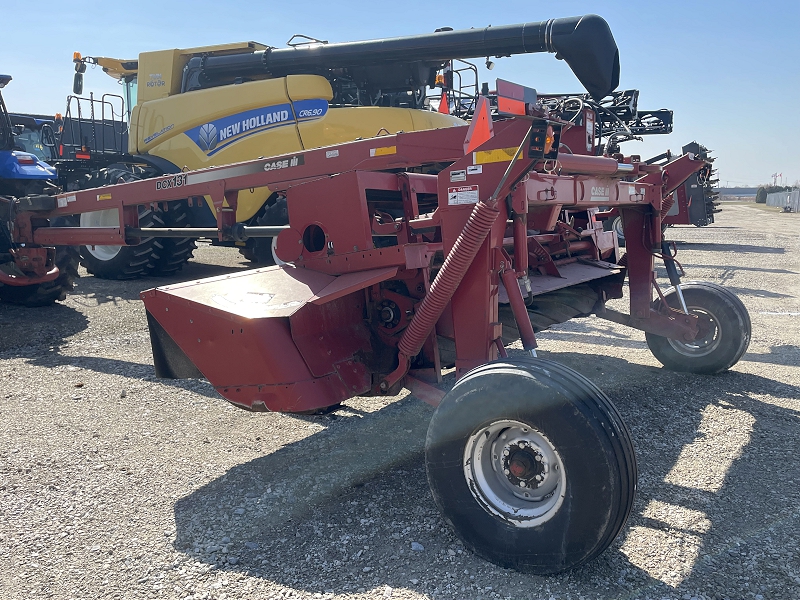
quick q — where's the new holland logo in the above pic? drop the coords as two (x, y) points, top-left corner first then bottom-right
(185, 99), (328, 157)
(197, 123), (218, 152)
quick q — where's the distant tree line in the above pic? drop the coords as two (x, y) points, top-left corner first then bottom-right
(755, 185), (794, 204)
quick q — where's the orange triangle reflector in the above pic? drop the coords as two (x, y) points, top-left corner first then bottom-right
(463, 95), (494, 155)
(438, 91), (449, 115)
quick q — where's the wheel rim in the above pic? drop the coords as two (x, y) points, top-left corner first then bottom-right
(667, 306), (722, 357)
(463, 419), (566, 528)
(80, 210), (122, 261)
(613, 216), (625, 241)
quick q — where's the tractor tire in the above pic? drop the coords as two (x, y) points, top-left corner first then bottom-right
(604, 216), (625, 247)
(79, 205), (166, 280)
(645, 281), (751, 374)
(148, 200), (196, 276)
(0, 246), (80, 307)
(77, 165), (195, 279)
(239, 197), (287, 265)
(426, 357), (637, 574)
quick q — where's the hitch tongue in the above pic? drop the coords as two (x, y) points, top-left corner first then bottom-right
(661, 240), (689, 314)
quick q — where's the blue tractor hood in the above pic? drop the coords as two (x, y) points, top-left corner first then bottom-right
(0, 150), (57, 181)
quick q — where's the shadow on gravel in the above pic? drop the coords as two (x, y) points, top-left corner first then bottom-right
(742, 344), (800, 367)
(550, 352), (800, 599)
(171, 350), (800, 598)
(721, 286), (795, 299)
(677, 242), (785, 254)
(687, 264), (798, 275)
(0, 301), (88, 355)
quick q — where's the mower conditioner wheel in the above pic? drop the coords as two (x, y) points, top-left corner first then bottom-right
(425, 357), (637, 575)
(646, 281), (751, 374)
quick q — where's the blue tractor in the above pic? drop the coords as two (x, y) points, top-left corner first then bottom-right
(0, 74), (79, 306)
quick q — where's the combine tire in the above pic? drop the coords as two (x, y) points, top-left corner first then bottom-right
(239, 197), (287, 265)
(604, 216), (625, 247)
(0, 246), (80, 307)
(79, 205), (165, 279)
(77, 166), (195, 279)
(148, 200), (196, 276)
(646, 281), (751, 374)
(426, 357), (637, 574)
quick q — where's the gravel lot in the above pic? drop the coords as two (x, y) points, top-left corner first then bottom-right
(1, 203), (798, 600)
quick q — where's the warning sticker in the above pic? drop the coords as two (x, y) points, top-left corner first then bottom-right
(448, 185), (479, 205)
(467, 165), (483, 175)
(450, 169), (467, 182)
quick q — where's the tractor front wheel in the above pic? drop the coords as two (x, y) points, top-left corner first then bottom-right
(645, 281), (751, 374)
(425, 357), (637, 574)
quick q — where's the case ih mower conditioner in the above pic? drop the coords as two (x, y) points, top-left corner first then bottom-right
(0, 15), (749, 574)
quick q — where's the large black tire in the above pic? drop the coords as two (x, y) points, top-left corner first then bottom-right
(148, 200), (196, 276)
(426, 357), (637, 575)
(76, 166), (161, 280)
(238, 197), (287, 265)
(79, 205), (166, 280)
(646, 281), (751, 374)
(604, 215), (625, 247)
(0, 246), (80, 307)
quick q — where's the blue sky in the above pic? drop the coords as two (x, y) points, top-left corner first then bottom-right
(2, 0), (797, 187)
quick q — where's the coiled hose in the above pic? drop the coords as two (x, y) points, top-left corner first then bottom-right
(397, 200), (501, 361)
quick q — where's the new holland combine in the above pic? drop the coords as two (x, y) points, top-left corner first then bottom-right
(44, 14), (716, 278)
(0, 15), (750, 574)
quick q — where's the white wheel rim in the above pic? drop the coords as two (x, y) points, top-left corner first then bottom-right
(271, 237), (287, 266)
(613, 216), (625, 241)
(464, 419), (566, 528)
(80, 210), (122, 261)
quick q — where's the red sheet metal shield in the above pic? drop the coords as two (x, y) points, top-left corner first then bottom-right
(141, 265), (395, 413)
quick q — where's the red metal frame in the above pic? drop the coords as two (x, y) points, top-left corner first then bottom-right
(5, 97), (709, 413)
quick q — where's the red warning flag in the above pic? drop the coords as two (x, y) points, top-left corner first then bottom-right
(438, 91), (449, 115)
(463, 95), (494, 154)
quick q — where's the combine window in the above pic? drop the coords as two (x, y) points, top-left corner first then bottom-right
(123, 75), (138, 123)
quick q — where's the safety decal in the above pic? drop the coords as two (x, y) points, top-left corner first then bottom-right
(447, 185), (479, 205)
(473, 147), (522, 165)
(369, 146), (396, 157)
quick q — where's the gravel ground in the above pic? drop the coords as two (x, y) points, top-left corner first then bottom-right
(1, 203), (798, 600)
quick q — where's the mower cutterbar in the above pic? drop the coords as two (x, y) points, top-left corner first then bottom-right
(3, 84), (751, 574)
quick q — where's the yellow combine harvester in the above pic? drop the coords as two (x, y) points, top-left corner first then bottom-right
(65, 16), (618, 278)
